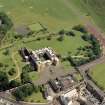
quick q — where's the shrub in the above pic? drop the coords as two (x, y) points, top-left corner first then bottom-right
(82, 34), (91, 41)
(0, 62), (3, 67)
(3, 49), (9, 55)
(57, 35), (64, 41)
(9, 80), (21, 88)
(73, 25), (87, 33)
(21, 72), (31, 84)
(58, 29), (65, 35)
(12, 84), (34, 101)
(47, 35), (52, 40)
(36, 37), (41, 41)
(8, 68), (16, 76)
(66, 31), (75, 36)
(0, 71), (9, 90)
(22, 65), (33, 73)
(0, 12), (13, 40)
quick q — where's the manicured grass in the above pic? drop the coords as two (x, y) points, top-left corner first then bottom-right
(24, 91), (47, 103)
(74, 73), (83, 81)
(89, 62), (105, 90)
(24, 32), (89, 56)
(29, 71), (39, 81)
(28, 23), (43, 32)
(61, 60), (73, 71)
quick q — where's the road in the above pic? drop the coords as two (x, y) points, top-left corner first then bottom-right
(79, 55), (105, 71)
(78, 56), (105, 102)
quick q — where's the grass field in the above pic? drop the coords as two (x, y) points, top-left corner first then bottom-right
(0, 0), (83, 31)
(82, 0), (105, 32)
(69, 0), (105, 32)
(0, 49), (17, 80)
(29, 71), (39, 81)
(29, 23), (43, 32)
(23, 32), (89, 56)
(89, 62), (105, 90)
(0, 0), (104, 31)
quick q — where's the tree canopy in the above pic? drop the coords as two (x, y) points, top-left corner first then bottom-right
(0, 71), (9, 90)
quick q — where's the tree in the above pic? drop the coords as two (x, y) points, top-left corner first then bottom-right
(90, 35), (101, 57)
(8, 68), (16, 76)
(82, 34), (91, 41)
(3, 49), (9, 55)
(0, 62), (3, 67)
(12, 84), (34, 101)
(21, 72), (31, 84)
(47, 35), (52, 40)
(66, 31), (75, 36)
(73, 25), (87, 33)
(0, 71), (9, 90)
(0, 12), (13, 36)
(22, 65), (33, 73)
(13, 88), (25, 101)
(57, 35), (64, 41)
(9, 80), (21, 88)
(36, 37), (41, 41)
(23, 84), (34, 96)
(34, 86), (39, 93)
(58, 29), (65, 35)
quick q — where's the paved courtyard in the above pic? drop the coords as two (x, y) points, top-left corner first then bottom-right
(34, 64), (74, 85)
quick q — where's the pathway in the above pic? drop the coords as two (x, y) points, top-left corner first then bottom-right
(10, 52), (20, 81)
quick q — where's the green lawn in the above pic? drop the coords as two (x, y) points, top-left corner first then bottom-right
(74, 73), (83, 82)
(89, 62), (105, 90)
(24, 32), (89, 56)
(28, 23), (43, 32)
(24, 91), (47, 103)
(29, 71), (39, 81)
(61, 60), (73, 71)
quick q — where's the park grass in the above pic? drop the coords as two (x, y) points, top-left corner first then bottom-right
(29, 71), (39, 82)
(74, 73), (83, 82)
(61, 60), (73, 71)
(28, 23), (43, 32)
(24, 91), (47, 103)
(24, 32), (89, 56)
(89, 62), (105, 90)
